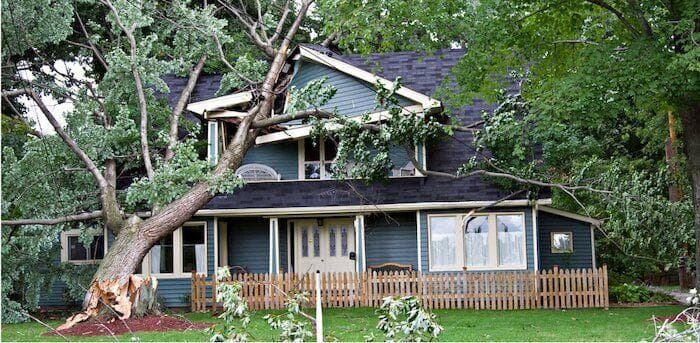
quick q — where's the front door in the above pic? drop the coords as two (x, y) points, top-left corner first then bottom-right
(293, 218), (355, 273)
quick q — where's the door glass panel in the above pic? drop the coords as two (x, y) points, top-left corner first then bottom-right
(329, 227), (336, 256)
(464, 216), (489, 267)
(341, 226), (348, 256)
(497, 215), (525, 266)
(313, 227), (320, 257)
(301, 227), (308, 257)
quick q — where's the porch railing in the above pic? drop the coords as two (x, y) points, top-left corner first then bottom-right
(191, 265), (608, 311)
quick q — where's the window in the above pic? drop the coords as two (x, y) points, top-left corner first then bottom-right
(464, 216), (489, 267)
(429, 216), (460, 270)
(496, 215), (525, 267)
(428, 213), (527, 271)
(150, 233), (174, 274)
(301, 137), (337, 179)
(61, 230), (106, 264)
(141, 223), (207, 277)
(551, 232), (573, 254)
(182, 226), (206, 273)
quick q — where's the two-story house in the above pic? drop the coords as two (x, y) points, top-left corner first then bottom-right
(42, 44), (599, 309)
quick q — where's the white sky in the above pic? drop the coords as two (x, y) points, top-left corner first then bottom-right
(15, 61), (91, 134)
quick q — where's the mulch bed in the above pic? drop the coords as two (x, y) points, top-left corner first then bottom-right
(653, 312), (700, 324)
(45, 315), (212, 337)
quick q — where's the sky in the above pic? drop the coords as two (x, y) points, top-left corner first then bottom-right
(16, 60), (91, 134)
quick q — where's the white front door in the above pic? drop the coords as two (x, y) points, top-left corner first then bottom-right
(294, 218), (355, 273)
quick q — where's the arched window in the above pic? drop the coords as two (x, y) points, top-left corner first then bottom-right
(234, 163), (281, 182)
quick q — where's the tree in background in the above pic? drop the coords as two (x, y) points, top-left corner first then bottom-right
(318, 0), (699, 280)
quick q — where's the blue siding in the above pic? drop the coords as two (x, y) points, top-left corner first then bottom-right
(288, 60), (414, 120)
(243, 141), (298, 180)
(226, 217), (270, 273)
(364, 212), (418, 269)
(537, 212), (593, 270)
(420, 207), (535, 272)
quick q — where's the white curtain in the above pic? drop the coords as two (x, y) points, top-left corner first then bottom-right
(465, 233), (489, 267)
(498, 232), (524, 265)
(150, 245), (161, 273)
(195, 244), (206, 273)
(430, 217), (457, 268)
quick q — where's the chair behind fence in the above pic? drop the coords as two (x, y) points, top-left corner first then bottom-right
(191, 266), (608, 311)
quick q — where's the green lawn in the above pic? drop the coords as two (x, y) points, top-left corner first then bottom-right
(1, 306), (684, 342)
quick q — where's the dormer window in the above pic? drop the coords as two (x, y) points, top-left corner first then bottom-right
(301, 137), (337, 180)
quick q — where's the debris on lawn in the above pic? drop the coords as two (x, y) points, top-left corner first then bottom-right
(45, 315), (211, 337)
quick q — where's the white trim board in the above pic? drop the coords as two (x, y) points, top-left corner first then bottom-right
(538, 206), (602, 226)
(196, 199), (552, 217)
(187, 91), (253, 115)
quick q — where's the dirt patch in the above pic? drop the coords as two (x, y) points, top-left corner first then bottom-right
(45, 315), (212, 337)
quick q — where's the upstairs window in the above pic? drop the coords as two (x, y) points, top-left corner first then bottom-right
(301, 137), (337, 180)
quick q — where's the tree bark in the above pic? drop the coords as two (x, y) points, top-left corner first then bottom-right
(679, 101), (700, 288)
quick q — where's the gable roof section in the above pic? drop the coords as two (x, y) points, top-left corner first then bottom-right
(297, 45), (441, 109)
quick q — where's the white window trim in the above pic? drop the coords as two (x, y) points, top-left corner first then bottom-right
(140, 222), (208, 279)
(550, 231), (574, 254)
(427, 212), (528, 272)
(60, 228), (108, 265)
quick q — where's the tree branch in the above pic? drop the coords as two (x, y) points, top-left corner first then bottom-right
(402, 144), (614, 195)
(586, 0), (641, 37)
(28, 90), (109, 189)
(100, 0), (155, 179)
(164, 55), (207, 162)
(251, 108), (334, 128)
(74, 8), (109, 70)
(217, 0), (277, 58)
(1, 210), (103, 226)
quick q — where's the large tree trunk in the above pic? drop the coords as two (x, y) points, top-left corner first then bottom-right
(679, 102), (700, 289)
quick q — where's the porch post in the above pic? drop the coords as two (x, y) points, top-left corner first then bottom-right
(269, 218), (280, 274)
(354, 215), (366, 272)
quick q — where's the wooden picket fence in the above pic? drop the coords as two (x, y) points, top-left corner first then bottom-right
(191, 265), (608, 312)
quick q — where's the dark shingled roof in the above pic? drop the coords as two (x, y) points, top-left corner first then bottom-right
(163, 45), (533, 209)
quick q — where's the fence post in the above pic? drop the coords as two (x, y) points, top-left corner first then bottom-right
(315, 271), (323, 343)
(602, 265), (609, 310)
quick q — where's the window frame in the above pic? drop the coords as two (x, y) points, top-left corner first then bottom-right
(60, 229), (108, 265)
(140, 222), (208, 279)
(427, 212), (527, 272)
(550, 231), (574, 254)
(298, 138), (337, 180)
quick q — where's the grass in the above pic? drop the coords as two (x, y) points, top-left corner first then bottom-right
(1, 306), (685, 342)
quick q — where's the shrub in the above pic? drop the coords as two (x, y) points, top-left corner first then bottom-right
(610, 283), (675, 303)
